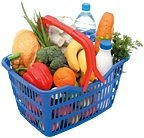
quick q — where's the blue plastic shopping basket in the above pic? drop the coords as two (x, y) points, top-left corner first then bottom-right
(1, 15), (128, 136)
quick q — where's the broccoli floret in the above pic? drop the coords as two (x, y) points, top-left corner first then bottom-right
(50, 56), (67, 74)
(47, 46), (63, 61)
(37, 47), (49, 64)
(36, 46), (67, 74)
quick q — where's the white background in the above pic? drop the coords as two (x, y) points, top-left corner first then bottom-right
(0, 0), (144, 137)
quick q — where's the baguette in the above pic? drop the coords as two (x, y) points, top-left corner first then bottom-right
(95, 12), (114, 53)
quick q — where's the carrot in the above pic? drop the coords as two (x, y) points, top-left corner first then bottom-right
(95, 12), (114, 54)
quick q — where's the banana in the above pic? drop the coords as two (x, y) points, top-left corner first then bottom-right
(65, 40), (83, 72)
(78, 49), (86, 73)
(78, 49), (96, 81)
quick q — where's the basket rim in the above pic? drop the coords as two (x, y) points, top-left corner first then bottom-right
(1, 55), (129, 95)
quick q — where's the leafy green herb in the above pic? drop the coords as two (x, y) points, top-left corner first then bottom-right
(111, 32), (143, 64)
(21, 2), (50, 48)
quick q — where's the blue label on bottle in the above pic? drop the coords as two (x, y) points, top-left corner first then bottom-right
(83, 29), (96, 42)
(76, 27), (96, 42)
(83, 29), (95, 35)
(90, 34), (96, 42)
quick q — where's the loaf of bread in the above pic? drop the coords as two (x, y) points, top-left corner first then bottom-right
(12, 30), (40, 67)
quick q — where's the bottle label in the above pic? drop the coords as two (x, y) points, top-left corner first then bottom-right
(76, 28), (96, 42)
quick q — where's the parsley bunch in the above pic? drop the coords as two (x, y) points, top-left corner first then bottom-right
(111, 32), (143, 64)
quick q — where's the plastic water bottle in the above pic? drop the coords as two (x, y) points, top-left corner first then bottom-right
(74, 3), (96, 42)
(96, 40), (113, 76)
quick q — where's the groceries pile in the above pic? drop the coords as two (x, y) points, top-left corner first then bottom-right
(6, 2), (143, 133)
(9, 3), (143, 91)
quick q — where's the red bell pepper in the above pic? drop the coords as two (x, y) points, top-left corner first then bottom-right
(23, 62), (53, 90)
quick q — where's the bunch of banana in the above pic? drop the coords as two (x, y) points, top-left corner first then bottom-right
(64, 40), (83, 72)
(65, 40), (96, 84)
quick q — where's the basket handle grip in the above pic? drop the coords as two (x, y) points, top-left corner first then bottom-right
(42, 15), (104, 91)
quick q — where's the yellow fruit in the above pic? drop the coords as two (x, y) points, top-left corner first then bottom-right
(78, 50), (86, 73)
(78, 49), (96, 81)
(65, 40), (83, 72)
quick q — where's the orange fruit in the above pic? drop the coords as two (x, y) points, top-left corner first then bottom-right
(53, 67), (76, 87)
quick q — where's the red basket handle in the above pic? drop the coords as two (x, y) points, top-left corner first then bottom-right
(42, 15), (104, 91)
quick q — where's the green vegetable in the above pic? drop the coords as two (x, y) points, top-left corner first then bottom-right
(21, 2), (50, 48)
(36, 47), (49, 64)
(111, 32), (143, 64)
(15, 67), (27, 73)
(50, 56), (67, 73)
(8, 53), (20, 61)
(46, 46), (63, 61)
(37, 46), (67, 74)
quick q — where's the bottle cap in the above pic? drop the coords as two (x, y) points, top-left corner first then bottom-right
(82, 3), (90, 11)
(100, 40), (112, 50)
